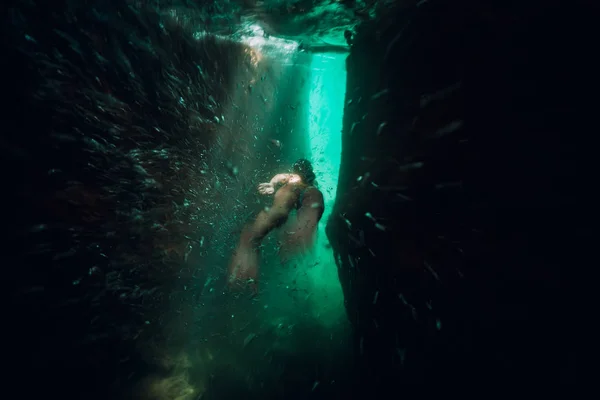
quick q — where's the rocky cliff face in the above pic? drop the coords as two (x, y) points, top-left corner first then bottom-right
(327, 0), (589, 388)
(2, 2), (288, 398)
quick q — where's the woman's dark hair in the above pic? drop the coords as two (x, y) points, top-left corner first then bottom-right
(292, 158), (316, 185)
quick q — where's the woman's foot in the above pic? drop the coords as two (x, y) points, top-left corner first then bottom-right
(227, 243), (259, 294)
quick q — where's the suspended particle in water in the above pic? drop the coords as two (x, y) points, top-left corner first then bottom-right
(30, 224), (48, 233)
(433, 120), (463, 138)
(342, 216), (352, 228)
(348, 255), (355, 268)
(396, 192), (413, 201)
(376, 121), (388, 136)
(243, 333), (256, 347)
(396, 348), (406, 365)
(371, 88), (389, 100)
(424, 261), (440, 281)
(398, 161), (424, 171)
(420, 81), (462, 107)
(373, 291), (379, 305)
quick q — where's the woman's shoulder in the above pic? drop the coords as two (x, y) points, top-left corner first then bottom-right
(288, 174), (303, 184)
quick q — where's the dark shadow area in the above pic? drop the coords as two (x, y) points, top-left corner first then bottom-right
(328, 0), (588, 389)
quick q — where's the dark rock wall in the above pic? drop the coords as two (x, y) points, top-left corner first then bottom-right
(328, 0), (590, 388)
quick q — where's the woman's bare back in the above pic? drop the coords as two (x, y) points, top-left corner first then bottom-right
(273, 175), (306, 212)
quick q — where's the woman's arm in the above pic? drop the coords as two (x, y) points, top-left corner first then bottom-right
(269, 173), (291, 186)
(257, 174), (294, 195)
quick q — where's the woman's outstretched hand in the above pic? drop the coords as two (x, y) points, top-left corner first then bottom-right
(257, 182), (275, 195)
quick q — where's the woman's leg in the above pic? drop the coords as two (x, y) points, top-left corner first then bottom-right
(227, 203), (290, 292)
(279, 208), (323, 262)
(244, 206), (289, 246)
(280, 187), (324, 259)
